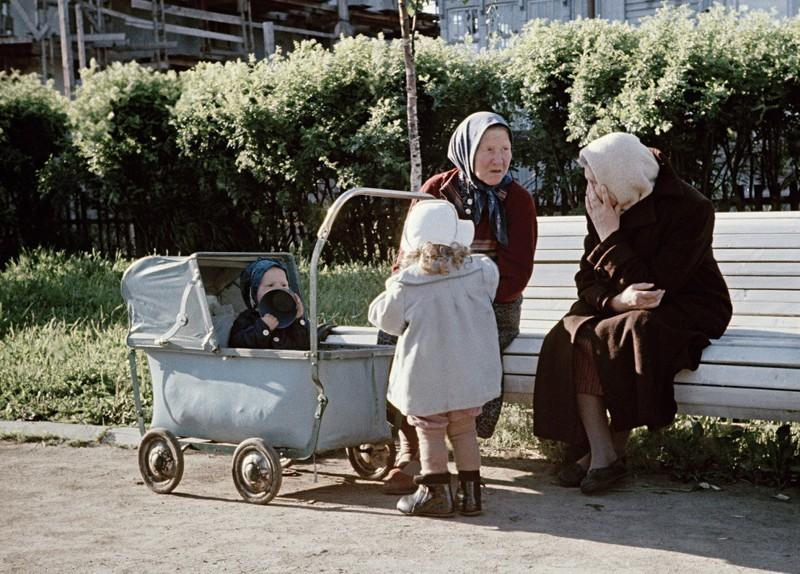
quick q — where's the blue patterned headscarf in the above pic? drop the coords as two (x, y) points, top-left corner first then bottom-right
(239, 258), (288, 309)
(447, 111), (513, 246)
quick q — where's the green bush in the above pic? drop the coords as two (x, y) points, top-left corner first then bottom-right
(0, 71), (71, 265)
(70, 62), (248, 255)
(3, 5), (800, 262)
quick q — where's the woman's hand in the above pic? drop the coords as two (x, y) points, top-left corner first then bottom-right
(609, 283), (665, 313)
(586, 182), (621, 242)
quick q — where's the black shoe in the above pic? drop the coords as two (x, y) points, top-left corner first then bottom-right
(456, 471), (482, 516)
(580, 459), (627, 494)
(397, 473), (454, 517)
(557, 462), (588, 487)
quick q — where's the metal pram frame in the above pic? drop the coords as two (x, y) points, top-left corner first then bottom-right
(123, 188), (429, 504)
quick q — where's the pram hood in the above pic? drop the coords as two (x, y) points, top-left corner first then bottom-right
(121, 254), (218, 351)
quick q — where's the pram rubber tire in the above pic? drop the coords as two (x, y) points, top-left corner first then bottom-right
(231, 438), (283, 505)
(138, 428), (184, 494)
(346, 441), (396, 480)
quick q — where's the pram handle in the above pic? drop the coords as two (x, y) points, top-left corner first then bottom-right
(308, 187), (431, 388)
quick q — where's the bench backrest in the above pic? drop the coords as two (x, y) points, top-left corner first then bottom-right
(525, 212), (800, 336)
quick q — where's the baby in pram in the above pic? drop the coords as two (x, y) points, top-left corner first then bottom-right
(229, 258), (310, 350)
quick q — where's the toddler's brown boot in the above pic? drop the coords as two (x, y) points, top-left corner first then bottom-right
(396, 473), (454, 517)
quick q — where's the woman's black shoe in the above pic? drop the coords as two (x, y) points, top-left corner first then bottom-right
(580, 459), (627, 494)
(557, 462), (588, 487)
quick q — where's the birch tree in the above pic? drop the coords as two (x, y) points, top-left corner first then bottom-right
(398, 0), (422, 191)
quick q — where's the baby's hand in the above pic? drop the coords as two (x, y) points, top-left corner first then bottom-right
(260, 313), (279, 331)
(293, 292), (304, 319)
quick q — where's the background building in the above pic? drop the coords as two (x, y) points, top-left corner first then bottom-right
(436, 0), (800, 48)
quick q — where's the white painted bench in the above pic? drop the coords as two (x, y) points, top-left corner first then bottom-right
(329, 211), (800, 422)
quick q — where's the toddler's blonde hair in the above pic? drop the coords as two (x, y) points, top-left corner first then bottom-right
(401, 242), (471, 275)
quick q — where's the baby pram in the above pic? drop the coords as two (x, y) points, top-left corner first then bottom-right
(122, 188), (429, 504)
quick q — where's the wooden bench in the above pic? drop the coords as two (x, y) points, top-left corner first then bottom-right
(330, 211), (800, 422)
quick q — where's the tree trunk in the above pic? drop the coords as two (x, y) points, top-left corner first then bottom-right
(398, 0), (422, 192)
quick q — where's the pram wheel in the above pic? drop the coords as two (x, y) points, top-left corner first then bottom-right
(346, 441), (396, 480)
(138, 428), (184, 494)
(231, 438), (283, 504)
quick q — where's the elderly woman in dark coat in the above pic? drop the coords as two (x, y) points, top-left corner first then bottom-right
(533, 132), (732, 494)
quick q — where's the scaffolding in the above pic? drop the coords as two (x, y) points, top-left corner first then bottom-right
(1, 0), (438, 95)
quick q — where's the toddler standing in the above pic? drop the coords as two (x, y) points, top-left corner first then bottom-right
(368, 200), (502, 517)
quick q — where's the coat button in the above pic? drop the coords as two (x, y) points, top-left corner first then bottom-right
(467, 198), (473, 205)
(299, 319), (306, 326)
(465, 208), (472, 215)
(273, 336), (280, 342)
(262, 329), (269, 336)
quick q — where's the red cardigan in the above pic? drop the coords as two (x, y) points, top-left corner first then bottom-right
(396, 168), (537, 303)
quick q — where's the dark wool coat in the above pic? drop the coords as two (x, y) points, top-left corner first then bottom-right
(229, 310), (310, 350)
(533, 150), (732, 446)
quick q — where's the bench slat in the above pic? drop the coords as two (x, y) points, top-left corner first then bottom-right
(503, 344), (800, 375)
(718, 262), (800, 276)
(727, 315), (800, 329)
(522, 286), (578, 299)
(538, 216), (800, 236)
(535, 248), (800, 263)
(504, 364), (800, 394)
(533, 261), (800, 277)
(538, 233), (800, 250)
(530, 270), (800, 290)
(519, 316), (800, 332)
(674, 386), (800, 419)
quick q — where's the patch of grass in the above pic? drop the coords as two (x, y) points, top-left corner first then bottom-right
(0, 249), (129, 338)
(0, 319), (152, 426)
(0, 432), (66, 446)
(297, 260), (391, 327)
(628, 416), (800, 489)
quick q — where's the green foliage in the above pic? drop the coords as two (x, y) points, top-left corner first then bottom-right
(628, 416), (800, 488)
(415, 36), (510, 174)
(0, 249), (127, 338)
(504, 19), (586, 212)
(297, 259), (391, 326)
(3, 6), (800, 261)
(0, 321), (146, 426)
(0, 71), (71, 264)
(70, 62), (248, 254)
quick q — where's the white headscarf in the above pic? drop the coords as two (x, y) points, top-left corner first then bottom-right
(578, 133), (660, 211)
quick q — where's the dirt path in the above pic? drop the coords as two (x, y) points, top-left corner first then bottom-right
(1, 440), (798, 573)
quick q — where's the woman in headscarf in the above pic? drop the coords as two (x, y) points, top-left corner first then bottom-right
(533, 133), (732, 494)
(382, 111), (538, 494)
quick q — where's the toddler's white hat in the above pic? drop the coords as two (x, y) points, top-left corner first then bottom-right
(400, 199), (475, 253)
